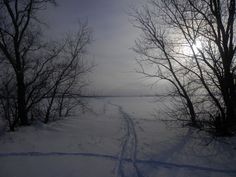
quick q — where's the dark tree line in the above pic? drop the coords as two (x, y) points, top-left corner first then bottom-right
(132, 0), (236, 136)
(0, 0), (93, 131)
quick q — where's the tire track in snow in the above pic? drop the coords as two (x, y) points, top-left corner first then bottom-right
(109, 102), (143, 177)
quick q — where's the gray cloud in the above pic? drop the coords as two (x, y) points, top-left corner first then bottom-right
(43, 0), (156, 95)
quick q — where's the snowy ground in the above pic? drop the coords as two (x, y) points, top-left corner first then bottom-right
(0, 97), (236, 177)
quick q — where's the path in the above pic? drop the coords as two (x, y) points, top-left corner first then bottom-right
(109, 102), (142, 177)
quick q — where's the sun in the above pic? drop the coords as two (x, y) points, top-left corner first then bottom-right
(192, 39), (202, 52)
(181, 38), (203, 56)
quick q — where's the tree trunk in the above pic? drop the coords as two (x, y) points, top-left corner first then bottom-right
(219, 71), (236, 134)
(226, 73), (236, 127)
(17, 73), (28, 125)
(186, 99), (198, 127)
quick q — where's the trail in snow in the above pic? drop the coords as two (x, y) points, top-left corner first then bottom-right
(1, 152), (236, 174)
(108, 102), (144, 177)
(118, 105), (142, 177)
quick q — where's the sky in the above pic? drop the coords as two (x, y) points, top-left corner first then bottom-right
(43, 0), (159, 96)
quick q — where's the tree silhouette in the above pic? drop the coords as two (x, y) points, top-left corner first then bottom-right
(132, 0), (236, 135)
(0, 1), (92, 130)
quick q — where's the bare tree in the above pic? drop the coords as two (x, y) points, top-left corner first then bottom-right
(132, 0), (236, 135)
(0, 0), (56, 125)
(0, 68), (17, 131)
(43, 23), (92, 123)
(0, 0), (93, 130)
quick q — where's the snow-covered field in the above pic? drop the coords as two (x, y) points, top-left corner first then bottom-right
(0, 97), (236, 177)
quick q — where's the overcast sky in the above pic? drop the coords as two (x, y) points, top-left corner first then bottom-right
(44, 0), (160, 96)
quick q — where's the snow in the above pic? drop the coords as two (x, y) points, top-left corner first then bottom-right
(0, 97), (236, 177)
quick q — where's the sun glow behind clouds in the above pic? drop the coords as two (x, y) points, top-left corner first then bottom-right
(193, 39), (203, 52)
(181, 38), (203, 56)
